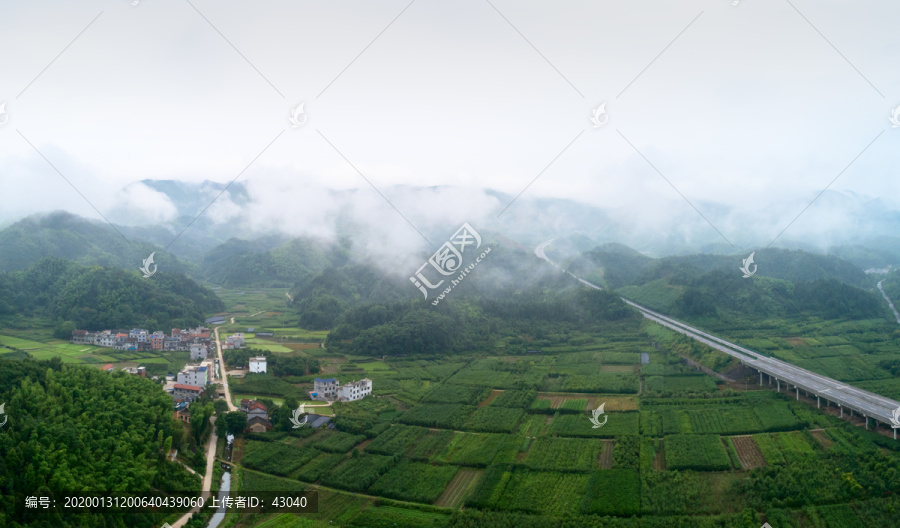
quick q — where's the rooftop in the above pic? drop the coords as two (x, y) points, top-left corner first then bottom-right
(173, 383), (202, 392)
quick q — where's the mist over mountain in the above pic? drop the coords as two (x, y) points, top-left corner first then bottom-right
(3, 179), (900, 294)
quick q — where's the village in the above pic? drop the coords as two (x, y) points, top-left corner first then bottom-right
(70, 326), (372, 435)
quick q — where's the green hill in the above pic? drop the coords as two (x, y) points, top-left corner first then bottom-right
(0, 258), (223, 333)
(0, 211), (190, 275)
(199, 235), (346, 287)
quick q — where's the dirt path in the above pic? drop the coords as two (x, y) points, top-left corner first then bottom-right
(434, 468), (481, 508)
(810, 429), (833, 448)
(285, 291), (294, 303)
(479, 389), (503, 407)
(653, 440), (666, 471)
(599, 439), (614, 469)
(168, 417), (219, 528)
(730, 435), (766, 469)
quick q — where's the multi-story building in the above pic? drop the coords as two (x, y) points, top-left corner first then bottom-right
(311, 378), (373, 402)
(97, 331), (116, 348)
(190, 344), (208, 361)
(227, 333), (245, 347)
(150, 331), (165, 350)
(163, 336), (182, 351)
(129, 329), (149, 343)
(312, 378), (340, 400)
(336, 378), (373, 402)
(177, 365), (208, 386)
(173, 384), (202, 402)
(249, 356), (267, 374)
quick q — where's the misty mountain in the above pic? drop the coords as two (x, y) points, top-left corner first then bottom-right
(0, 212), (191, 276)
(0, 258), (223, 332)
(200, 235), (347, 288)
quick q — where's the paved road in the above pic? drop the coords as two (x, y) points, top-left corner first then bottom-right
(536, 239), (900, 430)
(214, 326), (237, 412)
(878, 280), (900, 324)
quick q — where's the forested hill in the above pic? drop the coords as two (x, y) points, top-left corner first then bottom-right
(325, 288), (638, 356)
(571, 246), (868, 290)
(562, 246), (883, 321)
(291, 240), (582, 330)
(0, 357), (198, 528)
(199, 235), (347, 288)
(0, 212), (190, 275)
(0, 259), (223, 333)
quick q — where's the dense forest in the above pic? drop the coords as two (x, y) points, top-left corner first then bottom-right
(0, 258), (223, 333)
(325, 289), (638, 356)
(0, 357), (197, 528)
(200, 235), (348, 288)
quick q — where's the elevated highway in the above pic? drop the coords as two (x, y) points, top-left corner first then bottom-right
(536, 239), (900, 437)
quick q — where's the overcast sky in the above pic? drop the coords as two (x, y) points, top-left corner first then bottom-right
(1, 0), (898, 249)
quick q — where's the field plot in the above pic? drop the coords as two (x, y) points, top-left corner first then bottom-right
(533, 393), (637, 411)
(0, 335), (52, 350)
(364, 425), (426, 456)
(644, 375), (718, 394)
(520, 437), (601, 471)
(753, 431), (817, 465)
(398, 403), (472, 430)
(241, 441), (319, 477)
(347, 505), (450, 527)
(408, 429), (455, 461)
(599, 439), (614, 468)
(730, 435), (766, 469)
(489, 389), (536, 408)
(478, 389), (503, 406)
(549, 412), (640, 437)
(581, 469), (640, 515)
(368, 461), (459, 503)
(493, 470), (590, 515)
(664, 435), (731, 471)
(422, 384), (491, 405)
(435, 432), (519, 467)
(322, 453), (396, 492)
(434, 468), (482, 508)
(463, 406), (524, 433)
(544, 373), (639, 393)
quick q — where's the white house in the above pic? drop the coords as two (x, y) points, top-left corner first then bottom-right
(190, 344), (208, 361)
(249, 356), (267, 374)
(227, 333), (245, 347)
(177, 365), (208, 386)
(312, 377), (372, 402)
(336, 378), (372, 402)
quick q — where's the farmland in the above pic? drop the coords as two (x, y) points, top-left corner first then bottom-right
(8, 287), (900, 528)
